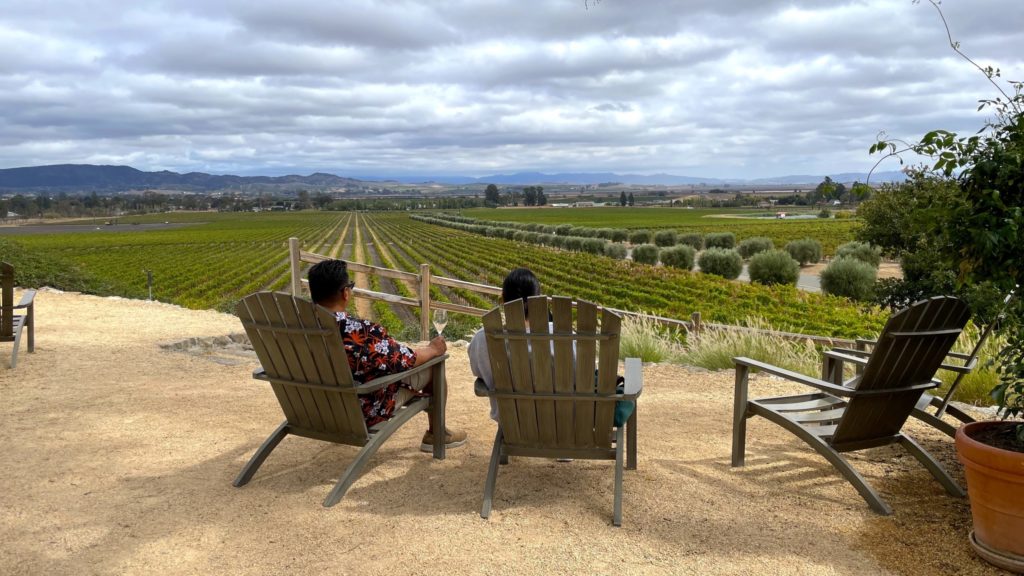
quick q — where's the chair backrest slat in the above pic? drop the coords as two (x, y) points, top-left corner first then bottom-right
(237, 292), (367, 440)
(1, 262), (13, 339)
(486, 296), (622, 452)
(833, 296), (970, 446)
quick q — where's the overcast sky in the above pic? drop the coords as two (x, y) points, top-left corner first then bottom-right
(1, 0), (1021, 179)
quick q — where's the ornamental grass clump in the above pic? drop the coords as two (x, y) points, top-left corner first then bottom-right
(653, 230), (678, 247)
(659, 245), (696, 271)
(677, 317), (821, 375)
(737, 236), (774, 259)
(631, 244), (660, 265)
(748, 250), (800, 286)
(704, 232), (736, 249)
(697, 248), (742, 279)
(619, 314), (684, 363)
(785, 238), (823, 266)
(835, 241), (882, 268)
(820, 256), (877, 301)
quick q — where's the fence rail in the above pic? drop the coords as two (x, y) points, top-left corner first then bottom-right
(287, 237), (856, 348)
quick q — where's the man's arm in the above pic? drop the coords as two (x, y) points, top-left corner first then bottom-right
(413, 335), (447, 367)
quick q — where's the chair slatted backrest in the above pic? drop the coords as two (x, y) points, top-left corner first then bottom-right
(237, 292), (368, 445)
(833, 296), (971, 446)
(482, 296), (621, 450)
(1, 262), (13, 341)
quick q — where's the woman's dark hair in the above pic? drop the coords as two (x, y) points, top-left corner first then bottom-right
(502, 268), (541, 306)
(308, 259), (349, 305)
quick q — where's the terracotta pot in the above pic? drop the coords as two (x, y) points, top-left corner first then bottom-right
(956, 420), (1024, 573)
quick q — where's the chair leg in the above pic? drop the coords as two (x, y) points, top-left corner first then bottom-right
(481, 428), (504, 519)
(898, 435), (965, 497)
(234, 421), (290, 487)
(324, 400), (426, 507)
(732, 365), (749, 467)
(911, 407), (959, 438)
(626, 407), (638, 471)
(430, 362), (447, 460)
(755, 407), (893, 515)
(613, 426), (625, 527)
(26, 306), (34, 353)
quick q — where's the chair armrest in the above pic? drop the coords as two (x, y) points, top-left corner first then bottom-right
(623, 357), (643, 397)
(353, 354), (449, 392)
(855, 338), (878, 349)
(13, 290), (36, 309)
(824, 349), (870, 366)
(734, 356), (858, 397)
(938, 357), (978, 374)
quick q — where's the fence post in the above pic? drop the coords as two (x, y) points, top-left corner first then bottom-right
(419, 263), (432, 342)
(690, 311), (702, 335)
(289, 237), (302, 295)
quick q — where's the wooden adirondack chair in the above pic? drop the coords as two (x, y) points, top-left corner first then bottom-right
(234, 291), (448, 507)
(1, 262), (36, 369)
(474, 296), (642, 526)
(732, 296), (971, 515)
(826, 290), (1015, 437)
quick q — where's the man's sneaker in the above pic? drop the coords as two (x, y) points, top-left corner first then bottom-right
(420, 428), (467, 452)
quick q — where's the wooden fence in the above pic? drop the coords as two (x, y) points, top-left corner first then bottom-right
(288, 237), (856, 348)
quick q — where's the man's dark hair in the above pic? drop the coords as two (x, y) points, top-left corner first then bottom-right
(308, 259), (349, 305)
(502, 268), (541, 306)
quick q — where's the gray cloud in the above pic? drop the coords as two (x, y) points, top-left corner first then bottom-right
(0, 0), (1021, 179)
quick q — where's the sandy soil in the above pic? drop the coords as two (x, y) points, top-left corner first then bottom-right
(0, 290), (1004, 576)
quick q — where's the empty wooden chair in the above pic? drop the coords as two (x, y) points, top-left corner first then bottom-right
(1, 262), (36, 368)
(732, 296), (971, 515)
(474, 296), (642, 526)
(234, 291), (448, 507)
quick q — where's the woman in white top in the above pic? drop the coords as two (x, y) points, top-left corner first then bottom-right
(468, 268), (542, 421)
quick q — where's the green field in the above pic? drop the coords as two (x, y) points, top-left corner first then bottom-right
(463, 207), (859, 255)
(1, 210), (884, 339)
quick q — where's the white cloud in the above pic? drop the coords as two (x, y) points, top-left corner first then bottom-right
(0, 0), (1021, 179)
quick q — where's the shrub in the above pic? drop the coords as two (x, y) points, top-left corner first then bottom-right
(610, 229), (628, 243)
(550, 235), (566, 249)
(631, 244), (660, 265)
(818, 208), (832, 218)
(737, 236), (774, 259)
(524, 222), (542, 232)
(564, 237), (584, 251)
(538, 233), (556, 246)
(653, 230), (678, 247)
(784, 238), (823, 266)
(678, 233), (703, 250)
(503, 229), (516, 240)
(513, 230), (528, 242)
(555, 224), (573, 236)
(704, 232), (736, 249)
(835, 241), (882, 268)
(604, 242), (628, 260)
(524, 231), (540, 244)
(820, 256), (877, 300)
(697, 248), (743, 279)
(596, 228), (616, 240)
(748, 250), (800, 286)
(628, 230), (651, 244)
(484, 226), (502, 238)
(582, 238), (606, 255)
(571, 226), (597, 238)
(659, 245), (696, 270)
(541, 225), (557, 234)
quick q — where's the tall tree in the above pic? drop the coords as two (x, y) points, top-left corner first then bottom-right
(619, 191), (627, 206)
(484, 184), (501, 207)
(523, 186), (537, 206)
(536, 186), (547, 206)
(627, 192), (635, 206)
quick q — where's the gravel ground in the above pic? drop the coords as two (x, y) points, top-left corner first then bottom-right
(0, 290), (1007, 576)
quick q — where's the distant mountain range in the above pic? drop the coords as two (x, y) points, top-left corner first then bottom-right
(0, 164), (908, 193)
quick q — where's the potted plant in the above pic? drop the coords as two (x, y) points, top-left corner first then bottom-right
(868, 2), (1024, 570)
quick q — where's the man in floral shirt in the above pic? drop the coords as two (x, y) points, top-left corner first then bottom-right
(308, 259), (466, 451)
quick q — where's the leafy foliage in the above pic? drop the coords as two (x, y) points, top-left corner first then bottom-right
(677, 233), (704, 250)
(704, 232), (736, 249)
(659, 245), (696, 271)
(737, 236), (774, 259)
(748, 250), (800, 286)
(835, 241), (881, 268)
(820, 257), (877, 301)
(785, 238), (823, 266)
(631, 244), (660, 265)
(697, 248), (742, 280)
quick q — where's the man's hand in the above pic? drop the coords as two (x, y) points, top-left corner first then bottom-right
(413, 335), (447, 366)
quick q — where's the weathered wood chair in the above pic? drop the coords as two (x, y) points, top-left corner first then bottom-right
(1, 262), (36, 369)
(831, 290), (1015, 437)
(234, 291), (448, 507)
(732, 296), (971, 515)
(474, 296), (642, 526)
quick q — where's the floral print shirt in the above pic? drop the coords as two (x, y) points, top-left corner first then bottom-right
(334, 311), (418, 427)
